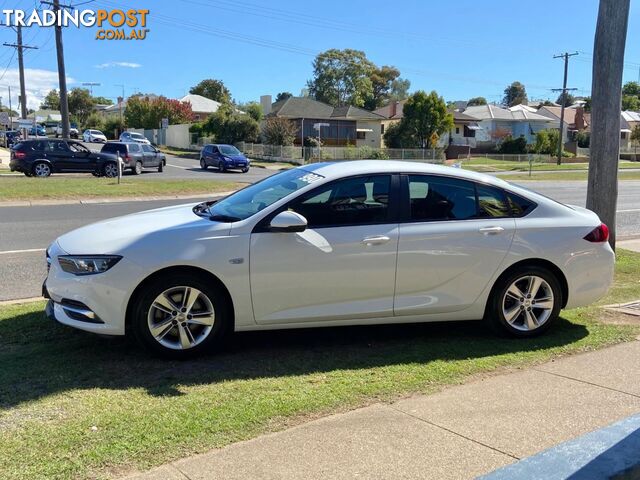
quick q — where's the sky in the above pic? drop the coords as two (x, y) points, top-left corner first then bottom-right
(1, 0), (640, 111)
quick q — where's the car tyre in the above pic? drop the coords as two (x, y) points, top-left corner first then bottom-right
(32, 161), (52, 177)
(242, 167), (249, 173)
(158, 161), (164, 173)
(103, 162), (118, 178)
(131, 273), (231, 359)
(218, 161), (226, 172)
(133, 161), (143, 175)
(200, 158), (208, 170)
(485, 265), (562, 338)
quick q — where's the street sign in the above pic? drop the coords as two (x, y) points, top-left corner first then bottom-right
(313, 122), (329, 130)
(0, 112), (9, 126)
(161, 118), (169, 129)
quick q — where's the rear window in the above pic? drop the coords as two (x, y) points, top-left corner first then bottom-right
(128, 143), (141, 152)
(101, 143), (126, 154)
(507, 192), (536, 217)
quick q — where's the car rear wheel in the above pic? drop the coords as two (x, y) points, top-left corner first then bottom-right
(486, 265), (562, 337)
(103, 162), (118, 178)
(132, 273), (231, 359)
(32, 162), (51, 177)
(218, 161), (226, 172)
(242, 167), (249, 173)
(158, 160), (164, 173)
(133, 161), (142, 175)
(200, 158), (207, 170)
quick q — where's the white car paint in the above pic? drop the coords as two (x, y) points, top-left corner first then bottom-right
(83, 129), (107, 143)
(119, 131), (151, 144)
(45, 161), (614, 339)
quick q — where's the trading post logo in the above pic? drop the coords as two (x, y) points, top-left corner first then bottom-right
(0, 8), (150, 40)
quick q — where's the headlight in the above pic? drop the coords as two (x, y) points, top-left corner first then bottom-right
(58, 255), (122, 276)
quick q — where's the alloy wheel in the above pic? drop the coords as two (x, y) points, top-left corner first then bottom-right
(502, 275), (555, 332)
(104, 163), (118, 177)
(147, 286), (216, 350)
(34, 163), (51, 177)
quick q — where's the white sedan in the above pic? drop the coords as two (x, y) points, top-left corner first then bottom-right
(44, 161), (614, 358)
(119, 131), (151, 144)
(82, 129), (107, 143)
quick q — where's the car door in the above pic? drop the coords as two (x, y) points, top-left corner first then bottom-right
(393, 174), (516, 316)
(46, 140), (74, 170)
(250, 174), (400, 325)
(65, 141), (96, 171)
(141, 144), (159, 166)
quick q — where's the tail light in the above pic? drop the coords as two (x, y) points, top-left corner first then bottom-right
(584, 223), (609, 243)
(14, 151), (26, 159)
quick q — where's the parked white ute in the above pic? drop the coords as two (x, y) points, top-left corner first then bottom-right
(44, 161), (615, 358)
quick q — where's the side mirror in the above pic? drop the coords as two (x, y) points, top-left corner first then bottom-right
(269, 211), (307, 233)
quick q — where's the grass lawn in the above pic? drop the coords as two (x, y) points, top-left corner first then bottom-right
(0, 177), (241, 201)
(498, 170), (640, 181)
(461, 158), (638, 173)
(157, 147), (199, 159)
(1, 251), (639, 479)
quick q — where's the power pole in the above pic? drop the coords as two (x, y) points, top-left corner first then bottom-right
(552, 52), (578, 165)
(41, 0), (72, 138)
(3, 26), (38, 122)
(586, 0), (630, 250)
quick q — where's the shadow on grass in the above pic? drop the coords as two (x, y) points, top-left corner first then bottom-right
(0, 307), (588, 409)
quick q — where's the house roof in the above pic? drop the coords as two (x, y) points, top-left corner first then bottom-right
(179, 94), (221, 114)
(373, 101), (479, 124)
(33, 109), (62, 122)
(270, 97), (385, 120)
(509, 104), (538, 113)
(464, 104), (556, 122)
(622, 111), (640, 122)
(536, 106), (591, 129)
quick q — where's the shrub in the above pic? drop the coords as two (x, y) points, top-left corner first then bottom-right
(499, 136), (527, 154)
(262, 117), (298, 145)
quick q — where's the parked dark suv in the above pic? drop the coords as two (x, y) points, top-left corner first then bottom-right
(101, 142), (166, 175)
(9, 139), (119, 177)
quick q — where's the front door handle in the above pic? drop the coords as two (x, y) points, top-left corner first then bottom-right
(361, 235), (391, 246)
(479, 226), (505, 235)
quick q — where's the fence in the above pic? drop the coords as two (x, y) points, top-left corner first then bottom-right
(235, 142), (445, 165)
(456, 153), (554, 163)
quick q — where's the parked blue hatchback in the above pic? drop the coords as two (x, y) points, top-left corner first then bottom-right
(199, 144), (250, 173)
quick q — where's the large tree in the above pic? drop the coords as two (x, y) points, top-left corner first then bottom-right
(556, 92), (576, 107)
(307, 49), (375, 107)
(502, 81), (528, 107)
(398, 90), (453, 148)
(189, 79), (231, 103)
(92, 96), (113, 105)
(389, 78), (411, 102)
(467, 96), (487, 106)
(68, 88), (95, 126)
(41, 89), (60, 110)
(622, 95), (640, 111)
(275, 91), (293, 102)
(125, 96), (193, 129)
(364, 65), (404, 110)
(262, 117), (298, 145)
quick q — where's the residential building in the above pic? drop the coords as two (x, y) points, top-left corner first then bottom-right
(262, 95), (386, 147)
(373, 100), (481, 148)
(536, 105), (590, 140)
(179, 94), (222, 121)
(463, 104), (558, 149)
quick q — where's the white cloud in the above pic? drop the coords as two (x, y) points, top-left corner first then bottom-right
(94, 62), (142, 69)
(0, 68), (75, 111)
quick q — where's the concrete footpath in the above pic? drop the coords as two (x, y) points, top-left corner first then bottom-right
(127, 340), (640, 480)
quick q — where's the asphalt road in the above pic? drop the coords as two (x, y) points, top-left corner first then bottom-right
(1, 178), (639, 301)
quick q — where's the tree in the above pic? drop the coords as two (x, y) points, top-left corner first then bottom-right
(68, 88), (95, 126)
(532, 129), (561, 154)
(92, 96), (113, 105)
(622, 81), (640, 97)
(622, 95), (640, 111)
(83, 112), (104, 130)
(307, 49), (375, 107)
(631, 124), (640, 154)
(502, 81), (528, 107)
(556, 92), (576, 107)
(125, 96), (193, 129)
(189, 79), (231, 103)
(41, 89), (60, 110)
(238, 102), (263, 122)
(103, 117), (125, 139)
(467, 96), (487, 106)
(364, 65), (402, 110)
(383, 121), (417, 148)
(262, 117), (298, 145)
(275, 91), (293, 102)
(389, 78), (411, 102)
(400, 90), (453, 148)
(202, 103), (259, 144)
(586, 0), (630, 249)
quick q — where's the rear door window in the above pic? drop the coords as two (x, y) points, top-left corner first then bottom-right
(407, 175), (477, 221)
(476, 184), (511, 218)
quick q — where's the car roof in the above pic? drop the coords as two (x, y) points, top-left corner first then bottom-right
(302, 160), (510, 188)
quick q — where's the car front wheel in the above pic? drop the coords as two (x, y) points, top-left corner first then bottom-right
(103, 162), (118, 178)
(486, 265), (562, 337)
(33, 162), (52, 177)
(132, 273), (231, 358)
(133, 161), (143, 175)
(200, 158), (207, 170)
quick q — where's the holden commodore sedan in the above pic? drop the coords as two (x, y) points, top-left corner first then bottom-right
(44, 161), (614, 358)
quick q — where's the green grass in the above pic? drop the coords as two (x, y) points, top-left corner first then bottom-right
(461, 158), (638, 173)
(157, 146), (199, 159)
(0, 177), (241, 201)
(1, 252), (639, 479)
(497, 170), (640, 181)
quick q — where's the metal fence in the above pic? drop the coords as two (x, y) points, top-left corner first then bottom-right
(236, 142), (445, 165)
(456, 153), (554, 163)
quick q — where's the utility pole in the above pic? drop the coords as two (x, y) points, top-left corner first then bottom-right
(552, 52), (578, 165)
(586, 0), (630, 250)
(3, 25), (38, 126)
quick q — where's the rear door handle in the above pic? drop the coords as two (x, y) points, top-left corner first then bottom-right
(361, 235), (391, 246)
(479, 226), (505, 235)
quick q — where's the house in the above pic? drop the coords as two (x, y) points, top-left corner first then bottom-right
(373, 100), (481, 148)
(179, 94), (222, 121)
(261, 95), (386, 147)
(621, 111), (640, 149)
(536, 105), (590, 140)
(462, 104), (558, 149)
